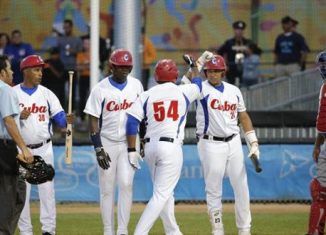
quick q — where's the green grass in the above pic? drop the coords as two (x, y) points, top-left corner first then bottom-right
(14, 204), (309, 235)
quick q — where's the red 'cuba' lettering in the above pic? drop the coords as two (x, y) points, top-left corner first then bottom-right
(19, 103), (47, 113)
(210, 99), (236, 111)
(106, 99), (133, 111)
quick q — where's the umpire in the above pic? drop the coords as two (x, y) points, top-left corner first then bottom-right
(0, 55), (33, 235)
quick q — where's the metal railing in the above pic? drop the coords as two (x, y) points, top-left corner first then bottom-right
(242, 68), (322, 111)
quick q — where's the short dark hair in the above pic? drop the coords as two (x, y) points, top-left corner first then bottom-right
(0, 55), (9, 72)
(11, 29), (21, 36)
(64, 19), (73, 27)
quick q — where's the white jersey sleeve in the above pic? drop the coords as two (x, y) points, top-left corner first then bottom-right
(127, 94), (145, 122)
(236, 87), (246, 112)
(84, 85), (103, 118)
(178, 83), (201, 103)
(47, 89), (64, 117)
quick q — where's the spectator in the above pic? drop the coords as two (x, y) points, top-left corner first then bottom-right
(57, 19), (82, 110)
(217, 21), (253, 86)
(242, 42), (262, 87)
(4, 30), (34, 85)
(273, 16), (309, 77)
(41, 23), (64, 51)
(141, 27), (157, 90)
(290, 17), (310, 71)
(76, 38), (90, 129)
(0, 33), (10, 56)
(42, 47), (65, 106)
(80, 24), (110, 72)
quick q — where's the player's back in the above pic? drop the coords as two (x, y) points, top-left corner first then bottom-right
(144, 83), (192, 140)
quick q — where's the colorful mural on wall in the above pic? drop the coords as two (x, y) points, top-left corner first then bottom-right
(0, 0), (325, 65)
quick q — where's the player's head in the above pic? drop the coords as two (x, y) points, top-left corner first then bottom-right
(154, 59), (179, 84)
(109, 49), (133, 83)
(0, 55), (13, 85)
(316, 50), (326, 80)
(20, 55), (47, 86)
(203, 55), (226, 85)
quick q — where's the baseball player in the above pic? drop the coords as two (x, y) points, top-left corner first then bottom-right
(84, 49), (143, 235)
(126, 59), (202, 235)
(306, 50), (326, 235)
(194, 55), (259, 235)
(14, 55), (73, 235)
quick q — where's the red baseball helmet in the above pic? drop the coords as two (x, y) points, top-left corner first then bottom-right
(203, 55), (226, 71)
(154, 59), (179, 83)
(20, 55), (48, 71)
(109, 49), (133, 67)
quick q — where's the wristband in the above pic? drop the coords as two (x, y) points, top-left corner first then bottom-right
(245, 130), (258, 145)
(90, 132), (103, 149)
(128, 147), (136, 152)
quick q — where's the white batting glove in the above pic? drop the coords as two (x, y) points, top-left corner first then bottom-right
(128, 151), (143, 170)
(248, 142), (260, 159)
(196, 51), (214, 71)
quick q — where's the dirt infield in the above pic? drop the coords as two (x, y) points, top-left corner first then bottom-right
(30, 202), (310, 214)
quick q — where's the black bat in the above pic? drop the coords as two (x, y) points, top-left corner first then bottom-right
(250, 154), (262, 173)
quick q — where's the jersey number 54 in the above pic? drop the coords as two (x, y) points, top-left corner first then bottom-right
(153, 100), (179, 122)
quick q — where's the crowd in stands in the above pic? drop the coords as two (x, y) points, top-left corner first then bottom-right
(0, 15), (313, 129)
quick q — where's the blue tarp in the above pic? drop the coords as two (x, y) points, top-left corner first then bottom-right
(30, 145), (315, 202)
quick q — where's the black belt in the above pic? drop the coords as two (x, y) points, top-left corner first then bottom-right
(26, 139), (51, 149)
(0, 138), (15, 145)
(202, 134), (236, 142)
(144, 137), (174, 143)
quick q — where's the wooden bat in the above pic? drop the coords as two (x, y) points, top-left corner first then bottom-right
(250, 154), (262, 173)
(65, 71), (74, 164)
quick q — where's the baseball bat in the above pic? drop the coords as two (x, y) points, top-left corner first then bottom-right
(65, 71), (74, 164)
(250, 154), (262, 173)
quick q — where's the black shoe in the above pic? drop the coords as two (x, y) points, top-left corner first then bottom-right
(42, 232), (52, 235)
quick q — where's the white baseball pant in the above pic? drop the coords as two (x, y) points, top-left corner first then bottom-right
(198, 134), (251, 233)
(18, 142), (56, 235)
(99, 137), (135, 235)
(134, 139), (183, 235)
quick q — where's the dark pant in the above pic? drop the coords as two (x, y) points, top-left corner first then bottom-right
(0, 140), (26, 235)
(0, 175), (26, 235)
(142, 68), (150, 91)
(78, 75), (90, 120)
(226, 66), (242, 85)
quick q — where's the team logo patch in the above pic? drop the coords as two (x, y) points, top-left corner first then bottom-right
(123, 54), (129, 61)
(212, 58), (217, 64)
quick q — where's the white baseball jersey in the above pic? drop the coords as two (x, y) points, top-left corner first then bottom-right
(13, 84), (64, 145)
(84, 75), (143, 142)
(128, 82), (200, 140)
(196, 81), (246, 137)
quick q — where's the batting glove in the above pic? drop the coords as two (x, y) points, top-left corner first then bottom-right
(95, 147), (111, 170)
(182, 54), (196, 67)
(196, 51), (214, 71)
(248, 142), (260, 159)
(128, 151), (143, 170)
